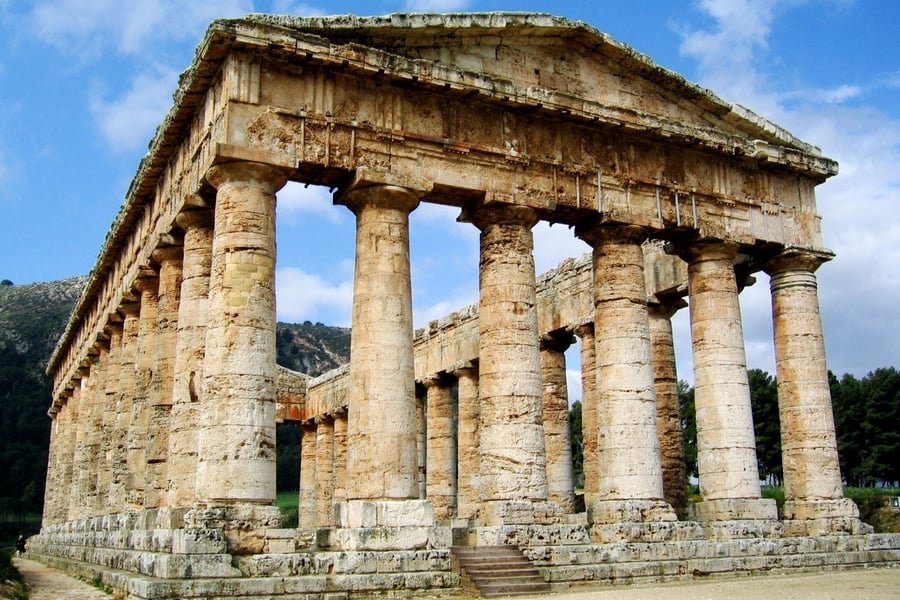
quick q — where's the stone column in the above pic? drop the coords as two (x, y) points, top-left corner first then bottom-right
(196, 161), (287, 506)
(43, 395), (67, 524)
(60, 380), (80, 522)
(299, 422), (317, 527)
(100, 322), (122, 514)
(468, 204), (553, 524)
(765, 249), (859, 533)
(454, 364), (480, 520)
(574, 323), (598, 509)
(145, 244), (183, 509)
(416, 390), (427, 499)
(540, 333), (577, 513)
(69, 364), (92, 520)
(679, 240), (776, 521)
(424, 374), (457, 520)
(333, 410), (348, 508)
(168, 208), (214, 507)
(128, 273), (159, 510)
(648, 301), (688, 520)
(85, 345), (107, 517)
(576, 224), (675, 526)
(341, 184), (423, 501)
(110, 301), (140, 513)
(315, 416), (335, 527)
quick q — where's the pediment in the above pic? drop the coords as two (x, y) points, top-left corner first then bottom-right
(241, 12), (827, 164)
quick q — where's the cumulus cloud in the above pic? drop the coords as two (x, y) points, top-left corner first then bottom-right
(278, 182), (346, 225)
(674, 0), (900, 379)
(276, 266), (354, 326)
(88, 67), (178, 152)
(28, 0), (252, 57)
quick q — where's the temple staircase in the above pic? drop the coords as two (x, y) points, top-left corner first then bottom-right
(451, 545), (551, 597)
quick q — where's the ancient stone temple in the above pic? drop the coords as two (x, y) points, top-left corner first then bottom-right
(31, 12), (900, 600)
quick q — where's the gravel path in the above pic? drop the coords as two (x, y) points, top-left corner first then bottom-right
(14, 558), (114, 600)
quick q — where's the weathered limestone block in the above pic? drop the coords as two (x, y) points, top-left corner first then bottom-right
(168, 207), (213, 507)
(197, 161), (287, 505)
(678, 240), (774, 521)
(468, 204), (549, 514)
(540, 333), (577, 514)
(576, 224), (674, 523)
(424, 374), (457, 521)
(575, 323), (598, 508)
(299, 422), (317, 527)
(184, 505), (282, 555)
(315, 416), (335, 527)
(338, 499), (435, 528)
(648, 301), (688, 519)
(340, 182), (421, 500)
(454, 364), (481, 520)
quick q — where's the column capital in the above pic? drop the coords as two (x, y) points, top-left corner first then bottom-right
(572, 321), (594, 339)
(151, 244), (183, 266)
(205, 160), (290, 194)
(461, 202), (539, 231)
(764, 247), (833, 276)
(647, 298), (687, 320)
(339, 183), (421, 215)
(175, 208), (214, 231)
(421, 372), (453, 389)
(118, 301), (141, 318)
(540, 331), (574, 353)
(133, 269), (159, 294)
(671, 238), (739, 264)
(574, 221), (648, 248)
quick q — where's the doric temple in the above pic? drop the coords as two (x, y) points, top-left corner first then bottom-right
(31, 13), (900, 600)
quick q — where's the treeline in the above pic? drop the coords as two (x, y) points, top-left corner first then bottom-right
(568, 367), (900, 489)
(677, 367), (900, 488)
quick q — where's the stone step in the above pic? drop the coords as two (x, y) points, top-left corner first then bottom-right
(452, 545), (551, 597)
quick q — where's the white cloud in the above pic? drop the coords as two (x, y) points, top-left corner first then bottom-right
(89, 67), (178, 152)
(675, 1), (900, 378)
(29, 0), (252, 57)
(278, 182), (345, 225)
(269, 1), (326, 15)
(276, 266), (353, 326)
(533, 222), (589, 275)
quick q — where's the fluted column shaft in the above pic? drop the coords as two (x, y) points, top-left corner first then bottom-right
(333, 411), (348, 507)
(541, 334), (576, 513)
(146, 245), (183, 508)
(648, 301), (688, 519)
(576, 224), (673, 525)
(766, 250), (858, 527)
(454, 365), (480, 520)
(198, 161), (287, 504)
(299, 423), (317, 527)
(471, 205), (548, 507)
(575, 324), (598, 508)
(100, 323), (122, 515)
(424, 375), (457, 520)
(342, 184), (420, 500)
(128, 275), (159, 510)
(168, 208), (214, 507)
(110, 302), (140, 513)
(69, 367), (91, 520)
(681, 241), (775, 521)
(315, 417), (335, 526)
(85, 345), (108, 516)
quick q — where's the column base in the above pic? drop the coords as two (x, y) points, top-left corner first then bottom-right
(326, 499), (450, 551)
(184, 504), (282, 555)
(689, 497), (778, 522)
(588, 498), (678, 525)
(478, 499), (564, 526)
(782, 498), (872, 536)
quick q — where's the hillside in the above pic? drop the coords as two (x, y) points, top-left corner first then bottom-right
(0, 276), (351, 526)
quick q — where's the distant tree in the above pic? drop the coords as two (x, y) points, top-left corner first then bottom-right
(0, 280), (12, 286)
(678, 379), (697, 479)
(831, 371), (868, 486)
(859, 368), (900, 486)
(749, 369), (782, 485)
(568, 400), (583, 486)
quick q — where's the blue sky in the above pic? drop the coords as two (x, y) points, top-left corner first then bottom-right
(1, 1), (898, 393)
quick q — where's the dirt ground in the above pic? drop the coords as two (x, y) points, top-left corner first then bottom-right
(10, 558), (900, 600)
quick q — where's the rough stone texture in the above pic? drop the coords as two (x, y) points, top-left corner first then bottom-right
(680, 241), (774, 521)
(469, 204), (549, 516)
(167, 208), (213, 508)
(577, 225), (673, 522)
(541, 334), (577, 513)
(340, 183), (420, 501)
(765, 249), (858, 526)
(299, 423), (317, 528)
(648, 302), (688, 519)
(35, 11), (879, 599)
(424, 375), (457, 521)
(197, 161), (287, 505)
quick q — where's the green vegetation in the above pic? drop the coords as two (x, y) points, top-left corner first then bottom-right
(0, 549), (27, 600)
